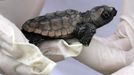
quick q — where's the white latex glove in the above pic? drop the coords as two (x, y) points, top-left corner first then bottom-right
(0, 15), (56, 75)
(76, 0), (134, 75)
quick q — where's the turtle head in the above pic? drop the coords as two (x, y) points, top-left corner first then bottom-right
(83, 5), (117, 28)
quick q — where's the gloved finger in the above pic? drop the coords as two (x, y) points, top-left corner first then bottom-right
(0, 32), (23, 59)
(39, 39), (83, 62)
(111, 61), (134, 75)
(107, 38), (131, 51)
(0, 51), (33, 75)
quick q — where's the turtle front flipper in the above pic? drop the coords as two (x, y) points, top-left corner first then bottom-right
(75, 23), (96, 46)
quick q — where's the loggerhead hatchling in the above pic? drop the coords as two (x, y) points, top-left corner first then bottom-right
(22, 5), (117, 46)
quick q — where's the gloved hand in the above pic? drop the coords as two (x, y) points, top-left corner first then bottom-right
(76, 0), (134, 74)
(0, 15), (56, 75)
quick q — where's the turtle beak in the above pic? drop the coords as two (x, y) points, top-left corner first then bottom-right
(110, 7), (117, 16)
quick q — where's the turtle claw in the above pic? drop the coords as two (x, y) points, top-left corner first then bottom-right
(79, 37), (91, 46)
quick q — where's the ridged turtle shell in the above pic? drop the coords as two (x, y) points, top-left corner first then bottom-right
(22, 9), (81, 38)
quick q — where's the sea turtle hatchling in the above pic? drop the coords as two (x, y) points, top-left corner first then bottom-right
(22, 5), (117, 46)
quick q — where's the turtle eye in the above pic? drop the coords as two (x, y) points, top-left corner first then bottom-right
(101, 11), (110, 19)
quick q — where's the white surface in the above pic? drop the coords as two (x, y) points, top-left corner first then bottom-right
(50, 58), (102, 75)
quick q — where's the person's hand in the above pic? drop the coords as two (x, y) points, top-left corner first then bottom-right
(0, 15), (56, 75)
(75, 18), (133, 74)
(76, 0), (134, 74)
